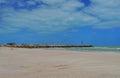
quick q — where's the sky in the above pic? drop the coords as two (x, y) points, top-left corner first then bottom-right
(0, 0), (120, 46)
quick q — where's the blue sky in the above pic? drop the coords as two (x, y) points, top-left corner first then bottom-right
(0, 0), (120, 46)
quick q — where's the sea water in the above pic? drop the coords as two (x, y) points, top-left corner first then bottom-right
(64, 46), (120, 52)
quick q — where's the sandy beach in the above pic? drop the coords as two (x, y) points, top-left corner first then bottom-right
(0, 47), (120, 78)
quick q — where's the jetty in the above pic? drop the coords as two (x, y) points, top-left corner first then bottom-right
(1, 43), (93, 48)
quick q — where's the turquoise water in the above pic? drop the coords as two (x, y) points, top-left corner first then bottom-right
(64, 47), (120, 52)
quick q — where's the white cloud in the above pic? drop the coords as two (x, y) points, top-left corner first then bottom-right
(0, 0), (120, 34)
(1, 6), (98, 33)
(0, 0), (6, 3)
(26, 0), (37, 6)
(41, 0), (65, 5)
(17, 2), (25, 7)
(91, 0), (120, 8)
(94, 21), (120, 28)
(83, 0), (120, 28)
(61, 0), (84, 12)
(0, 0), (5, 2)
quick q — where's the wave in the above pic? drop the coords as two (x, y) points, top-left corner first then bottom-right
(94, 47), (120, 50)
(116, 48), (120, 50)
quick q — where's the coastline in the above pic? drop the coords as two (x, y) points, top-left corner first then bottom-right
(0, 47), (120, 78)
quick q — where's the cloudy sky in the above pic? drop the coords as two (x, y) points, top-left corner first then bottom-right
(0, 0), (120, 46)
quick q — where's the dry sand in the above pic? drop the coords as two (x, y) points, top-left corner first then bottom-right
(0, 47), (120, 78)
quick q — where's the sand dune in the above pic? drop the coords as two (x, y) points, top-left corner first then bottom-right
(0, 47), (120, 78)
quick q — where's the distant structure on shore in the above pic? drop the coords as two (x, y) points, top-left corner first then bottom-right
(0, 43), (93, 48)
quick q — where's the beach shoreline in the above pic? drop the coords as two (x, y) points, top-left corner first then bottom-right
(0, 47), (120, 78)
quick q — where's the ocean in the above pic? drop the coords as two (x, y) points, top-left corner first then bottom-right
(64, 46), (120, 52)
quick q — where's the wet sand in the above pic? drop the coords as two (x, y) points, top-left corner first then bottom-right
(0, 47), (120, 78)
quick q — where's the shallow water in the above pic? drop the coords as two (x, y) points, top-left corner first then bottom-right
(64, 46), (120, 52)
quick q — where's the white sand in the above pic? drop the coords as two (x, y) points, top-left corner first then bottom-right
(0, 47), (120, 78)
